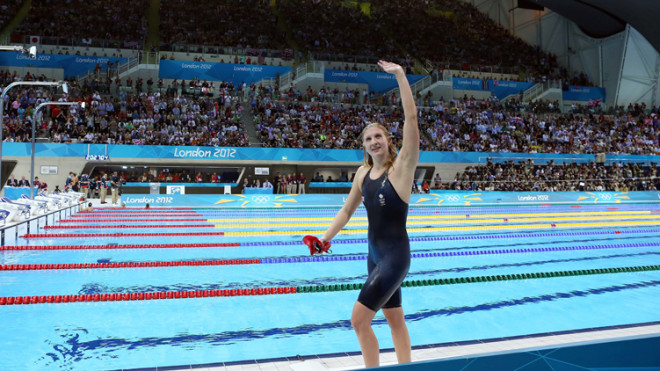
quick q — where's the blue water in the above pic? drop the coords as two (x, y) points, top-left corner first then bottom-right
(1, 204), (659, 370)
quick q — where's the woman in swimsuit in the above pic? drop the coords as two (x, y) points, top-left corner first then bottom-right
(318, 60), (418, 368)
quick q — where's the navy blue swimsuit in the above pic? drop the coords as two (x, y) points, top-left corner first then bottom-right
(357, 168), (411, 311)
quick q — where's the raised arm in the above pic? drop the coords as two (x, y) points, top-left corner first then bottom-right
(378, 60), (419, 167)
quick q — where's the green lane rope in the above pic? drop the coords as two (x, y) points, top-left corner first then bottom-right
(295, 265), (660, 293)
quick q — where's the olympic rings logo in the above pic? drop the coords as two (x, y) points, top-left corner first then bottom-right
(446, 195), (460, 202)
(251, 195), (271, 204)
(598, 193), (612, 200)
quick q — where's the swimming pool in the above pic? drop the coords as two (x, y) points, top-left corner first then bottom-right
(1, 204), (659, 370)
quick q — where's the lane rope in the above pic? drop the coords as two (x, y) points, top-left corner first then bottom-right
(2, 265), (658, 305)
(70, 213), (197, 218)
(0, 242), (241, 251)
(205, 210), (660, 222)
(22, 232), (225, 238)
(45, 224), (214, 229)
(64, 211), (660, 224)
(7, 229), (660, 249)
(22, 220), (660, 238)
(59, 219), (208, 223)
(45, 214), (660, 230)
(3, 241), (660, 271)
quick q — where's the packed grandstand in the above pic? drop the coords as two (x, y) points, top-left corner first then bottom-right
(0, 0), (658, 192)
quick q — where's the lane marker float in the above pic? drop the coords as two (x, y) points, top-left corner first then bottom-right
(8, 229), (660, 249)
(2, 265), (658, 305)
(3, 241), (660, 271)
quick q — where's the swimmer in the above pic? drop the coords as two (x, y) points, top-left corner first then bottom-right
(313, 60), (419, 367)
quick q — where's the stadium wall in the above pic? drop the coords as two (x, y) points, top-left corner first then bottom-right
(2, 143), (659, 196)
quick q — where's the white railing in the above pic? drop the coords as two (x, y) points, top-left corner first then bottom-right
(521, 83), (543, 102)
(119, 57), (140, 76)
(386, 74), (433, 97)
(278, 73), (291, 88)
(305, 61), (324, 73)
(76, 53), (139, 81)
(523, 80), (562, 102)
(412, 75), (433, 93)
(277, 63), (316, 90)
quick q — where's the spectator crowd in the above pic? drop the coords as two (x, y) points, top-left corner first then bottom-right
(8, 0), (594, 85)
(159, 0), (286, 50)
(15, 0), (148, 48)
(0, 76), (250, 147)
(1, 70), (659, 195)
(450, 159), (659, 192)
(2, 0), (659, 194)
(2, 69), (658, 154)
(0, 0), (23, 32)
(248, 85), (659, 156)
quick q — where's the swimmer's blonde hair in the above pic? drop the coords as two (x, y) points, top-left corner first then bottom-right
(360, 123), (398, 169)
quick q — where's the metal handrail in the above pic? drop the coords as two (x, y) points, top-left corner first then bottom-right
(523, 80), (562, 102)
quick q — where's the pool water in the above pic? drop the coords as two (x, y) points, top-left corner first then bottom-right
(1, 204), (659, 370)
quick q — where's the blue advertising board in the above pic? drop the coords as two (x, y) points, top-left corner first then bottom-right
(452, 78), (535, 99)
(324, 69), (425, 93)
(487, 80), (535, 99)
(0, 52), (130, 78)
(452, 77), (487, 91)
(121, 191), (660, 207)
(563, 85), (606, 102)
(4, 142), (660, 165)
(124, 182), (236, 187)
(451, 78), (607, 102)
(158, 60), (291, 86)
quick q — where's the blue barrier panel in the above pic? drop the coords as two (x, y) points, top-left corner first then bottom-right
(158, 60), (291, 87)
(563, 85), (606, 102)
(487, 80), (535, 100)
(244, 188), (273, 194)
(309, 182), (352, 188)
(3, 143), (660, 165)
(124, 182), (238, 187)
(453, 78), (536, 99)
(121, 191), (660, 207)
(0, 52), (130, 78)
(324, 69), (425, 93)
(4, 187), (32, 199)
(309, 182), (420, 188)
(452, 77), (487, 91)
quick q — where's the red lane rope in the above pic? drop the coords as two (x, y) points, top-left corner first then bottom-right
(83, 208), (193, 212)
(1, 242), (240, 250)
(0, 286), (297, 305)
(44, 224), (213, 229)
(23, 232), (225, 238)
(70, 213), (197, 218)
(1, 258), (260, 271)
(78, 211), (198, 213)
(59, 218), (207, 223)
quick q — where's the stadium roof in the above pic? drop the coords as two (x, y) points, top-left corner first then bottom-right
(528, 0), (660, 53)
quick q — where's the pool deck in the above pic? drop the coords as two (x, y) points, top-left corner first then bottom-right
(207, 322), (660, 371)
